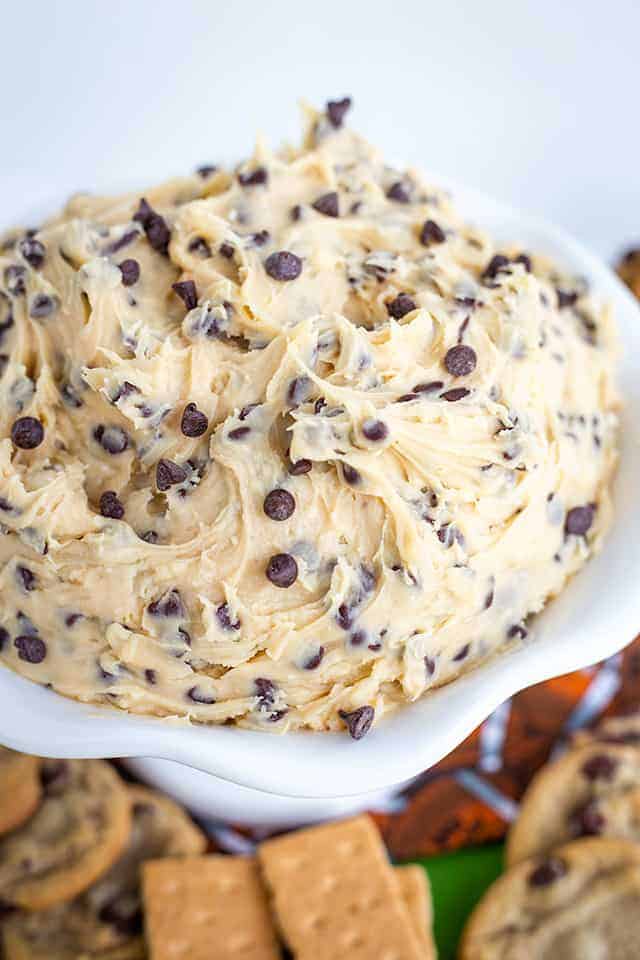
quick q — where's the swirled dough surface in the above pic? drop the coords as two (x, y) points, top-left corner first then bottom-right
(0, 101), (619, 735)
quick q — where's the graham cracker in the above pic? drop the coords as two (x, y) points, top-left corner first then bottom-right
(395, 864), (437, 958)
(142, 855), (280, 960)
(258, 815), (423, 960)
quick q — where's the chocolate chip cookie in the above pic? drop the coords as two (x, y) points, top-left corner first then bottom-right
(0, 747), (41, 836)
(0, 759), (130, 910)
(2, 785), (207, 959)
(460, 837), (640, 958)
(506, 743), (640, 865)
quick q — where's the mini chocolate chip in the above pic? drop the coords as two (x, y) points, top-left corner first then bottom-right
(441, 387), (470, 402)
(342, 464), (361, 486)
(188, 236), (212, 258)
(528, 857), (567, 888)
(196, 164), (217, 178)
(255, 677), (276, 708)
(453, 643), (470, 661)
(425, 656), (436, 677)
(582, 753), (618, 781)
(482, 254), (510, 283)
(350, 629), (367, 646)
(386, 181), (410, 203)
(93, 425), (129, 455)
(414, 380), (444, 394)
(187, 685), (215, 704)
(288, 458), (312, 475)
(557, 288), (579, 309)
(216, 602), (241, 631)
(219, 242), (235, 259)
(19, 237), (45, 269)
(228, 426), (251, 441)
(4, 265), (26, 296)
(238, 167), (268, 186)
(29, 293), (57, 319)
(11, 416), (44, 449)
(483, 588), (494, 609)
(140, 530), (159, 544)
(287, 376), (311, 407)
(250, 229), (270, 246)
(386, 293), (416, 319)
(172, 280), (198, 310)
(565, 504), (594, 536)
(312, 192), (339, 217)
(264, 488), (296, 521)
(266, 553), (298, 588)
(156, 459), (187, 492)
(326, 97), (352, 128)
(362, 418), (388, 442)
(16, 566), (36, 592)
(145, 668), (157, 685)
(304, 646), (325, 670)
(41, 760), (70, 792)
(133, 199), (171, 255)
(148, 589), (184, 618)
(14, 634), (46, 663)
(238, 403), (259, 421)
(573, 800), (606, 836)
(119, 259), (140, 286)
(336, 604), (354, 631)
(0, 627), (8, 650)
(420, 220), (446, 246)
(99, 490), (125, 520)
(339, 705), (374, 740)
(515, 253), (532, 272)
(65, 613), (82, 627)
(291, 204), (302, 221)
(265, 251), (302, 281)
(181, 402), (208, 437)
(444, 344), (477, 377)
(103, 229), (140, 256)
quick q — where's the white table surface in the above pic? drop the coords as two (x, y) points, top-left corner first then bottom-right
(2, 0), (638, 261)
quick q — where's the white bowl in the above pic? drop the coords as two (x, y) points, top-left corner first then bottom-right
(2, 180), (640, 808)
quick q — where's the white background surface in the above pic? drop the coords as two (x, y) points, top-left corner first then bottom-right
(2, 0), (638, 261)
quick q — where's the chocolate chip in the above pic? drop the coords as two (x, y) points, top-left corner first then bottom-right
(350, 629), (367, 647)
(250, 229), (270, 247)
(11, 416), (44, 450)
(41, 760), (70, 793)
(103, 229), (140, 256)
(16, 566), (36, 592)
(444, 344), (477, 377)
(304, 646), (325, 670)
(326, 97), (352, 128)
(425, 656), (436, 677)
(188, 236), (212, 258)
(265, 251), (302, 281)
(441, 387), (470, 402)
(93, 425), (129, 455)
(565, 504), (594, 536)
(239, 403), (259, 421)
(181, 402), (208, 437)
(420, 220), (446, 246)
(266, 553), (298, 588)
(148, 589), (184, 618)
(140, 530), (158, 544)
(288, 458), (312, 475)
(386, 293), (416, 319)
(119, 259), (140, 286)
(187, 685), (215, 704)
(4, 265), (26, 296)
(362, 418), (388, 442)
(99, 490), (125, 520)
(14, 634), (46, 663)
(386, 182), (410, 203)
(144, 669), (157, 685)
(19, 237), (45, 269)
(219, 242), (235, 259)
(238, 167), (268, 187)
(255, 677), (276, 708)
(228, 426), (251, 441)
(99, 897), (143, 936)
(156, 459), (187, 492)
(528, 857), (567, 888)
(453, 643), (470, 661)
(341, 464), (361, 486)
(216, 602), (241, 631)
(557, 288), (579, 309)
(65, 613), (82, 627)
(482, 254), (510, 283)
(29, 293), (57, 319)
(287, 376), (311, 408)
(336, 604), (354, 631)
(507, 623), (528, 640)
(339, 705), (374, 740)
(133, 199), (171, 255)
(312, 192), (339, 217)
(414, 380), (444, 394)
(515, 253), (532, 272)
(582, 753), (618, 781)
(264, 488), (296, 521)
(573, 800), (606, 837)
(196, 164), (217, 178)
(172, 280), (198, 310)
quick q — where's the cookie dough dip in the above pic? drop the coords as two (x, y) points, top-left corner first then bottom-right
(0, 99), (619, 738)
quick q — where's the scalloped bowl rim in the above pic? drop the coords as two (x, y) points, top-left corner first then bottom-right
(1, 176), (640, 799)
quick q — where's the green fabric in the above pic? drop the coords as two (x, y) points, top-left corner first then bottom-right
(410, 843), (504, 959)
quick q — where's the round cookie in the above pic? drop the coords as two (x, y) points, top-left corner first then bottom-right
(460, 837), (640, 959)
(506, 743), (640, 866)
(0, 759), (130, 910)
(2, 784), (207, 960)
(571, 710), (640, 749)
(0, 747), (41, 836)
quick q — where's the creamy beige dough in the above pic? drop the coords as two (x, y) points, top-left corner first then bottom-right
(0, 99), (619, 737)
